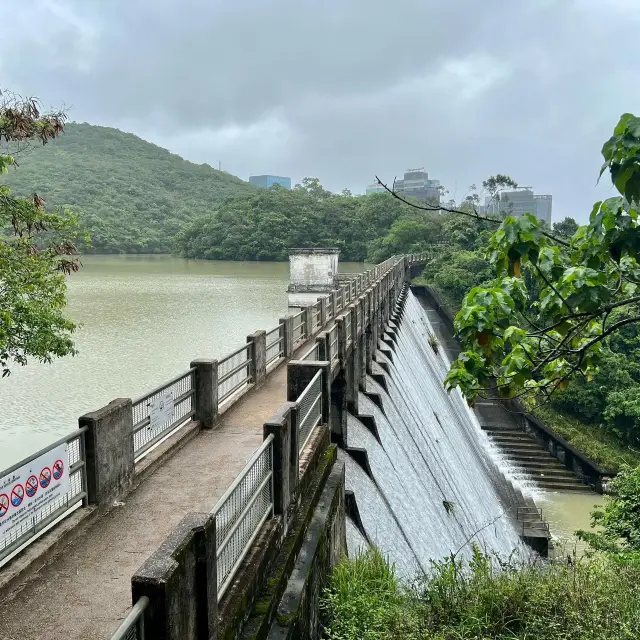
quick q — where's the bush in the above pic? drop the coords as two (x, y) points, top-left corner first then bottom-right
(321, 548), (640, 640)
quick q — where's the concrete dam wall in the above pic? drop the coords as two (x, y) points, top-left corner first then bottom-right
(342, 290), (530, 575)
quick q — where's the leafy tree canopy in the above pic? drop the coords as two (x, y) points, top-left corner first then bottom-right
(438, 114), (640, 418)
(1, 91), (81, 375)
(0, 122), (256, 254)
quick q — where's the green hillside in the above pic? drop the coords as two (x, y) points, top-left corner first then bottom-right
(0, 122), (256, 252)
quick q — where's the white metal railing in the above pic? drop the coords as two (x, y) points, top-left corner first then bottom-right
(218, 343), (253, 404)
(325, 297), (333, 322)
(300, 342), (320, 361)
(356, 304), (362, 335)
(0, 428), (88, 567)
(132, 370), (196, 458)
(212, 435), (274, 599)
(292, 310), (306, 344)
(345, 312), (352, 346)
(110, 596), (149, 640)
(336, 289), (343, 311)
(297, 371), (323, 451)
(327, 324), (339, 362)
(265, 324), (284, 367)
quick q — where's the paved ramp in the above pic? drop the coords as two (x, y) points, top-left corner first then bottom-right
(0, 355), (296, 640)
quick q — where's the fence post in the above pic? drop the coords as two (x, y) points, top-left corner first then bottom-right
(318, 296), (327, 327)
(280, 315), (294, 358)
(316, 332), (327, 360)
(80, 398), (134, 506)
(132, 512), (217, 640)
(190, 359), (218, 429)
(248, 330), (267, 388)
(264, 402), (296, 518)
(331, 290), (339, 318)
(337, 317), (347, 362)
(303, 305), (314, 339)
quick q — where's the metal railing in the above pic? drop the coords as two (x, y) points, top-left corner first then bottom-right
(218, 344), (253, 404)
(297, 371), (323, 451)
(300, 343), (320, 361)
(110, 596), (149, 640)
(516, 506), (550, 536)
(132, 370), (196, 458)
(324, 298), (332, 322)
(265, 324), (284, 367)
(345, 312), (352, 346)
(212, 435), (274, 599)
(0, 428), (88, 567)
(336, 290), (343, 311)
(327, 324), (339, 362)
(292, 310), (306, 344)
(356, 304), (362, 335)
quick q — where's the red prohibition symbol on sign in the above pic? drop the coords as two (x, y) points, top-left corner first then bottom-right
(26, 475), (39, 498)
(40, 467), (52, 489)
(0, 494), (9, 518)
(11, 484), (24, 508)
(53, 459), (64, 481)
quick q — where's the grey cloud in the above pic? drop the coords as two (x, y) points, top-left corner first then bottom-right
(3, 0), (640, 220)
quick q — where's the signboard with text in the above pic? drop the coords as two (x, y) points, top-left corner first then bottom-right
(150, 391), (175, 431)
(0, 442), (70, 540)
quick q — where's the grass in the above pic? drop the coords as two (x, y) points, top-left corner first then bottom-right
(321, 548), (640, 640)
(522, 399), (640, 472)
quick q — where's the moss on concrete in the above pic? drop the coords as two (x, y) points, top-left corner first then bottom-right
(239, 445), (338, 640)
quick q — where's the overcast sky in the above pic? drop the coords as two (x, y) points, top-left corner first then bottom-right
(3, 0), (639, 221)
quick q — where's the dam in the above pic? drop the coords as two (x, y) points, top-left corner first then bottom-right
(0, 251), (551, 639)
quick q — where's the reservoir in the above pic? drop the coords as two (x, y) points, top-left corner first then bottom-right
(0, 255), (366, 468)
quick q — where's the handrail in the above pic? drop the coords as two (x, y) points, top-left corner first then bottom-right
(110, 596), (150, 640)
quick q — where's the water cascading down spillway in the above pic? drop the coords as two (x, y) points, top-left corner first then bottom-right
(343, 289), (527, 576)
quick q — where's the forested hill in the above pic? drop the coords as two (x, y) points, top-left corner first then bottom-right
(0, 123), (256, 253)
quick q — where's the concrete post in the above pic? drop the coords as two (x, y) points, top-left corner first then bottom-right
(190, 359), (218, 429)
(357, 332), (367, 391)
(279, 315), (294, 358)
(337, 317), (347, 363)
(316, 332), (328, 361)
(81, 398), (134, 506)
(330, 371), (348, 447)
(318, 296), (327, 327)
(264, 402), (296, 516)
(331, 290), (339, 318)
(303, 305), (314, 339)
(132, 512), (217, 640)
(248, 330), (267, 388)
(350, 305), (358, 344)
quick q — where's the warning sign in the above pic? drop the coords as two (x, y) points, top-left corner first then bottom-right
(149, 391), (175, 431)
(53, 459), (64, 480)
(0, 442), (70, 539)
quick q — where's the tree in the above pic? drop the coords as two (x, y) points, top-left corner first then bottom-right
(0, 91), (81, 376)
(553, 216), (579, 238)
(577, 464), (640, 557)
(376, 113), (640, 408)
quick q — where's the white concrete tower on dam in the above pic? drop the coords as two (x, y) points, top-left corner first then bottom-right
(287, 248), (340, 307)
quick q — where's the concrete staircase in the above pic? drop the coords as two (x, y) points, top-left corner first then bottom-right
(475, 402), (590, 492)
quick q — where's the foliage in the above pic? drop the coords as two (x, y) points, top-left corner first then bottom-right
(523, 399), (640, 471)
(1, 91), (81, 376)
(577, 464), (640, 558)
(321, 548), (422, 640)
(442, 114), (640, 420)
(0, 122), (255, 254)
(321, 547), (640, 640)
(177, 185), (417, 262)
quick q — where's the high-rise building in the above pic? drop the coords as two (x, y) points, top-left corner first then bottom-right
(394, 168), (441, 203)
(366, 183), (387, 195)
(484, 188), (552, 225)
(249, 175), (292, 189)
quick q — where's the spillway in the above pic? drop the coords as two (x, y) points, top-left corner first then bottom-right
(344, 291), (528, 573)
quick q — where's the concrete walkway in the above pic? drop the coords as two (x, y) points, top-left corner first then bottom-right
(0, 349), (305, 640)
